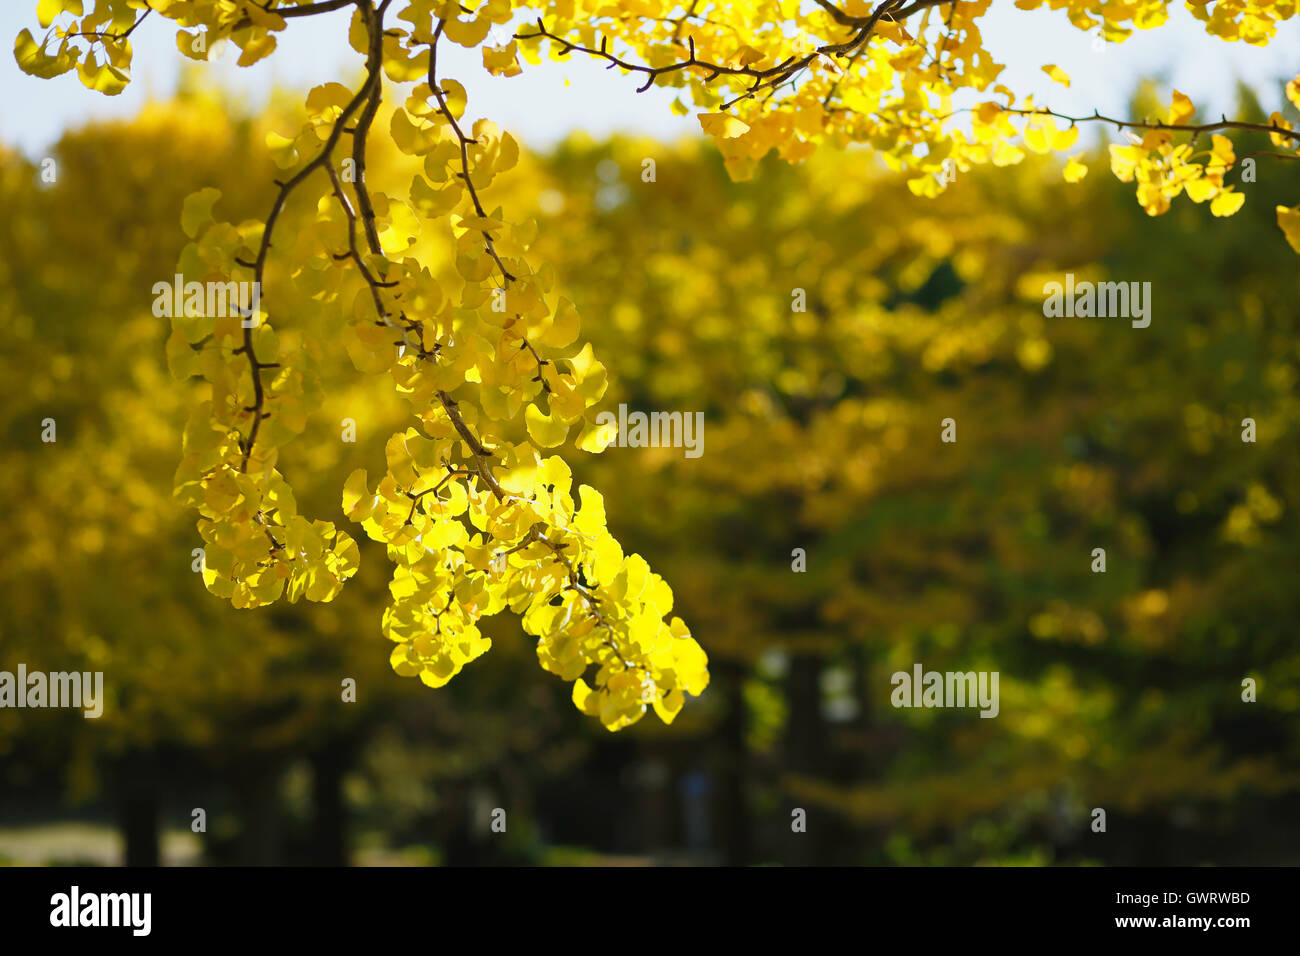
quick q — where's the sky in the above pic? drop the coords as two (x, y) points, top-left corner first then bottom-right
(1, 3), (1297, 159)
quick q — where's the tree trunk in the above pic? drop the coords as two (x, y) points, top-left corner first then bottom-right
(233, 764), (280, 865)
(714, 659), (752, 865)
(120, 789), (160, 867)
(784, 653), (825, 865)
(310, 745), (350, 866)
(117, 751), (161, 867)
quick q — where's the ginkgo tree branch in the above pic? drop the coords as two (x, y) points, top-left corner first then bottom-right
(812, 0), (864, 27)
(326, 11), (542, 512)
(57, 7), (152, 42)
(993, 106), (1300, 146)
(295, 9), (514, 508)
(428, 20), (514, 282)
(266, 5), (531, 582)
(513, 0), (950, 113)
(232, 26), (382, 472)
(297, 13), (637, 671)
(394, 17), (645, 672)
(349, 5), (389, 254)
(231, 0), (361, 30)
(427, 18), (554, 389)
(515, 22), (796, 92)
(814, 0), (949, 25)
(327, 0), (427, 366)
(265, 0), (359, 17)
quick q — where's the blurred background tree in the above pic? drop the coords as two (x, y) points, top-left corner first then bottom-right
(1, 77), (1298, 865)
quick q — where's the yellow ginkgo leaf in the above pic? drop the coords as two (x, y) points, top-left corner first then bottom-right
(1052, 125), (1079, 151)
(1108, 143), (1145, 182)
(908, 174), (944, 197)
(542, 297), (580, 349)
(342, 469), (374, 521)
(436, 79), (467, 120)
(1210, 189), (1245, 217)
(482, 42), (521, 77)
(236, 34), (277, 67)
(525, 403), (569, 448)
(264, 130), (299, 169)
(378, 200), (421, 253)
(1184, 176), (1217, 203)
(1168, 89), (1195, 125)
(1267, 111), (1295, 149)
(76, 53), (128, 95)
(443, 14), (491, 48)
(1042, 64), (1070, 87)
(36, 0), (81, 29)
(1277, 205), (1300, 253)
(576, 416), (616, 454)
(572, 679), (600, 716)
(181, 187), (222, 239)
(731, 44), (765, 67)
(1209, 133), (1236, 170)
(699, 112), (750, 139)
(653, 687), (685, 724)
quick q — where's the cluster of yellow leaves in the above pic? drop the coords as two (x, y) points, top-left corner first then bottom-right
(333, 68), (710, 728)
(17, 0), (1300, 727)
(18, 1), (1300, 252)
(167, 188), (362, 610)
(1184, 0), (1297, 44)
(1100, 84), (1300, 243)
(1107, 93), (1246, 217)
(14, 0), (134, 94)
(342, 437), (707, 728)
(1276, 76), (1300, 251)
(1012, 0), (1174, 40)
(1014, 0), (1296, 45)
(504, 0), (1300, 252)
(511, 0), (1003, 181)
(162, 0), (288, 65)
(15, 0), (708, 730)
(14, 0), (305, 89)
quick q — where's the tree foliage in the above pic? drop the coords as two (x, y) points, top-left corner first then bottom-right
(12, 0), (1300, 740)
(3, 74), (1299, 860)
(539, 128), (1300, 848)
